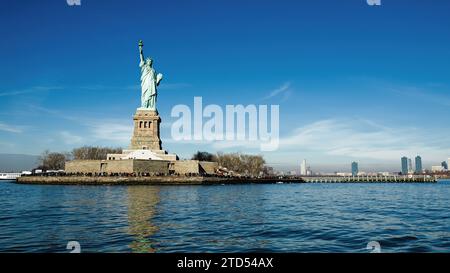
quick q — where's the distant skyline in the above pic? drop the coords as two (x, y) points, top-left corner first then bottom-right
(1, 0), (450, 172)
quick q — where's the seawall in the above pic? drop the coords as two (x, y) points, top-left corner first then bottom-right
(15, 176), (303, 186)
(15, 175), (437, 186)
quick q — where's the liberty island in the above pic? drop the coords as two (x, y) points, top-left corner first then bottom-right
(14, 40), (298, 185)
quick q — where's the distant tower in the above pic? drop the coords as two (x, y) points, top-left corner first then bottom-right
(401, 157), (408, 175)
(407, 158), (413, 174)
(351, 162), (359, 176)
(300, 159), (307, 176)
(415, 156), (423, 174)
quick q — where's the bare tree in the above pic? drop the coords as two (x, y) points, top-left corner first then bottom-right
(215, 152), (266, 176)
(72, 146), (122, 160)
(39, 150), (69, 170)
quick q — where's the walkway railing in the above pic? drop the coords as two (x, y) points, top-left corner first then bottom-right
(301, 175), (436, 183)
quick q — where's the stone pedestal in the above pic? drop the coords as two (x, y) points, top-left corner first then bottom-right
(130, 109), (162, 150)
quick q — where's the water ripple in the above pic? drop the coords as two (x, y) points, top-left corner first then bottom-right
(0, 180), (449, 252)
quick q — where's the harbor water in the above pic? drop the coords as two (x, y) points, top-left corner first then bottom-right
(0, 180), (449, 252)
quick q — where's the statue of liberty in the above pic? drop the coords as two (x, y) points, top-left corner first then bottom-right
(138, 40), (163, 111)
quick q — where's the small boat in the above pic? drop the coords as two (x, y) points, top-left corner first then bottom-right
(0, 173), (22, 180)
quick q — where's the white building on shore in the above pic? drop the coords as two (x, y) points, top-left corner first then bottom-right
(300, 159), (307, 175)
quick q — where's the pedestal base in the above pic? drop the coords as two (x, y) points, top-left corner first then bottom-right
(130, 109), (162, 150)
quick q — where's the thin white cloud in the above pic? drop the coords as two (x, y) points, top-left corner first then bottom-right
(19, 104), (133, 146)
(60, 131), (84, 145)
(278, 118), (449, 161)
(0, 86), (64, 97)
(0, 83), (190, 98)
(159, 83), (192, 90)
(389, 86), (450, 107)
(184, 118), (449, 165)
(0, 122), (23, 133)
(76, 83), (191, 92)
(89, 121), (133, 143)
(263, 82), (291, 100)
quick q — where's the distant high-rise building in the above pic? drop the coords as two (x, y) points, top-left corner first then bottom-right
(351, 162), (358, 176)
(401, 157), (408, 175)
(300, 159), (307, 176)
(441, 161), (448, 170)
(408, 158), (413, 174)
(415, 156), (423, 174)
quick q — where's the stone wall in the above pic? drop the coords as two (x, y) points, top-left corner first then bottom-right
(66, 159), (168, 174)
(105, 160), (134, 173)
(65, 160), (103, 173)
(17, 176), (304, 185)
(66, 159), (217, 176)
(133, 159), (170, 174)
(173, 160), (200, 175)
(199, 161), (218, 175)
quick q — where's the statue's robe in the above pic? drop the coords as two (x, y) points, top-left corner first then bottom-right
(140, 60), (162, 110)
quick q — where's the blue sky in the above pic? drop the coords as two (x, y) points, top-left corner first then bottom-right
(1, 0), (449, 172)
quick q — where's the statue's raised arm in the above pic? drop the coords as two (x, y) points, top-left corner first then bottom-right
(139, 40), (145, 66)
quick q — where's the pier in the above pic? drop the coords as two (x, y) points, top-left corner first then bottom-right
(301, 175), (436, 183)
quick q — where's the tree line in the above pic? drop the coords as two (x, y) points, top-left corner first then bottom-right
(192, 151), (267, 176)
(37, 146), (122, 170)
(38, 148), (268, 176)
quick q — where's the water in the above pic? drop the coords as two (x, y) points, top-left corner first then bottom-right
(0, 180), (449, 253)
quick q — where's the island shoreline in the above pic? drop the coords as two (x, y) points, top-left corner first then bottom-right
(15, 176), (304, 186)
(15, 176), (438, 186)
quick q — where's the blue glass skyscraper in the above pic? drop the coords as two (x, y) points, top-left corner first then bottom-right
(351, 162), (358, 176)
(401, 157), (408, 175)
(415, 156), (423, 174)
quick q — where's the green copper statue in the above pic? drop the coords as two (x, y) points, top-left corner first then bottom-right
(139, 40), (163, 111)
